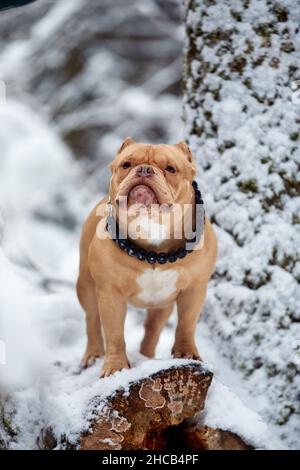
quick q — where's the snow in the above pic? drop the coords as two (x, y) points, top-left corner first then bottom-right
(0, 101), (74, 212)
(32, 0), (84, 41)
(202, 379), (271, 449)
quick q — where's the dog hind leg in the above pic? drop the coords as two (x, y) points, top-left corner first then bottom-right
(77, 270), (105, 368)
(140, 304), (174, 358)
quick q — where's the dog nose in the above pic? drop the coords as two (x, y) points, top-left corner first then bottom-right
(136, 165), (154, 177)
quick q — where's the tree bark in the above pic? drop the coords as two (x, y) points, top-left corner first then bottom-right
(183, 0), (300, 446)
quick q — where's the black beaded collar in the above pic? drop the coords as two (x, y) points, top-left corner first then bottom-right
(106, 180), (205, 265)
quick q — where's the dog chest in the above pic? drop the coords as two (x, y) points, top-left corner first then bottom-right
(136, 267), (179, 305)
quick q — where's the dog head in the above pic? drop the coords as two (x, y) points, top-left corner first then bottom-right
(109, 138), (196, 248)
(110, 137), (196, 207)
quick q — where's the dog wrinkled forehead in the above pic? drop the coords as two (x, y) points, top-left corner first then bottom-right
(112, 137), (195, 168)
(112, 137), (149, 167)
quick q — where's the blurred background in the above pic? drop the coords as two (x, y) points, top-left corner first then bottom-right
(0, 0), (185, 297)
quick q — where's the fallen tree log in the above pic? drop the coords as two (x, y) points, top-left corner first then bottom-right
(39, 362), (213, 450)
(38, 361), (253, 450)
(80, 362), (213, 450)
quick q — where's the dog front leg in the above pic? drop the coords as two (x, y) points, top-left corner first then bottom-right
(172, 283), (208, 360)
(97, 286), (130, 377)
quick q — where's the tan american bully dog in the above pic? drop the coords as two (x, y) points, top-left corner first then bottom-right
(77, 138), (217, 377)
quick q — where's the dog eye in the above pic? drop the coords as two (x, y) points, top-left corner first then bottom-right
(122, 162), (131, 169)
(165, 165), (176, 173)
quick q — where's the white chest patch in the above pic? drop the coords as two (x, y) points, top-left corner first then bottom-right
(137, 268), (179, 305)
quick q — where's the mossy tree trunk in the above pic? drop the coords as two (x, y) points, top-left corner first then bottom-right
(183, 0), (300, 448)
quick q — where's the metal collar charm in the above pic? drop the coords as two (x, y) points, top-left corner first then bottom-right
(106, 180), (205, 265)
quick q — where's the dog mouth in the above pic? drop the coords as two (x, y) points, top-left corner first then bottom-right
(128, 184), (158, 207)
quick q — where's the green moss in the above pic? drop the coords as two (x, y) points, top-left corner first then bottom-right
(266, 363), (279, 378)
(203, 0), (217, 6)
(243, 269), (271, 290)
(270, 57), (280, 68)
(252, 54), (267, 68)
(191, 122), (204, 137)
(218, 140), (235, 154)
(237, 179), (258, 193)
(204, 29), (234, 47)
(271, 248), (296, 273)
(244, 38), (254, 54)
(254, 23), (275, 48)
(262, 193), (283, 212)
(261, 309), (271, 319)
(272, 3), (288, 22)
(243, 78), (252, 89)
(204, 110), (212, 120)
(289, 132), (299, 141)
(277, 405), (294, 425)
(218, 70), (231, 81)
(216, 44), (230, 57)
(280, 41), (295, 53)
(252, 92), (275, 106)
(230, 10), (242, 22)
(230, 165), (240, 176)
(184, 32), (198, 83)
(220, 176), (229, 184)
(229, 55), (247, 74)
(210, 121), (218, 133)
(282, 174), (300, 197)
(0, 404), (18, 448)
(288, 65), (298, 78)
(260, 156), (271, 164)
(253, 334), (262, 344)
(188, 0), (198, 12)
(255, 23), (274, 37)
(211, 88), (221, 101)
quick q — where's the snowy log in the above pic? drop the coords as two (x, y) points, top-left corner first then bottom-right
(39, 362), (213, 450)
(80, 362), (212, 450)
(37, 360), (258, 450)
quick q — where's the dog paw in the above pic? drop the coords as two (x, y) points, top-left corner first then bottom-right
(81, 348), (103, 369)
(172, 345), (202, 361)
(100, 356), (130, 378)
(139, 345), (155, 359)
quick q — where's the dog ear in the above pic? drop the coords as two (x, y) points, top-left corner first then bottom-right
(175, 141), (193, 163)
(117, 137), (136, 154)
